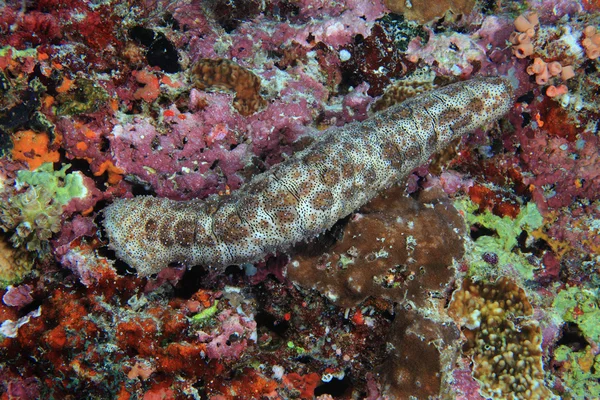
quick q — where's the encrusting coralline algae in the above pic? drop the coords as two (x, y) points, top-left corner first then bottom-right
(103, 77), (513, 276)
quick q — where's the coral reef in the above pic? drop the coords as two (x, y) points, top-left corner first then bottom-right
(385, 0), (476, 24)
(455, 198), (543, 280)
(0, 0), (599, 398)
(0, 163), (88, 256)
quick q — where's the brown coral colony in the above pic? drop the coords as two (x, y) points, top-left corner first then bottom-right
(191, 59), (266, 116)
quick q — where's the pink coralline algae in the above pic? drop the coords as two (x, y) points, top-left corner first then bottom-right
(197, 309), (257, 360)
(1, 0), (600, 399)
(109, 93), (315, 199)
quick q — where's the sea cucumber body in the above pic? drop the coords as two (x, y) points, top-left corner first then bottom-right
(103, 77), (513, 276)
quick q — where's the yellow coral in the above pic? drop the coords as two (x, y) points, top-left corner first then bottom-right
(0, 234), (34, 288)
(449, 278), (556, 399)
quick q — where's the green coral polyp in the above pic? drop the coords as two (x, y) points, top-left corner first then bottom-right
(1, 162), (88, 266)
(16, 163), (87, 205)
(455, 198), (543, 280)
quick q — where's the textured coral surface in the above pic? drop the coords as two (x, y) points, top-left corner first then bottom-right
(1, 0), (599, 399)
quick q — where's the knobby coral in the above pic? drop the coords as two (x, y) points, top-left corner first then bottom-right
(449, 277), (555, 399)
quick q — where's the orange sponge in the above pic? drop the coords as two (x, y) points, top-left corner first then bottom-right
(11, 130), (60, 170)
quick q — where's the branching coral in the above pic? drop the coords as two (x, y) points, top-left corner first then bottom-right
(449, 277), (555, 399)
(191, 59), (266, 116)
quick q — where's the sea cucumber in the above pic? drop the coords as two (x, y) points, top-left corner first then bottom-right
(103, 77), (513, 276)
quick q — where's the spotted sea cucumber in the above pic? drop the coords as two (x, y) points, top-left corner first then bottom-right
(103, 77), (513, 276)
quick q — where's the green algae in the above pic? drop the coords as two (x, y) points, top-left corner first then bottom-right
(16, 163), (87, 205)
(455, 198), (543, 280)
(554, 345), (600, 400)
(0, 46), (38, 59)
(0, 163), (88, 269)
(191, 300), (219, 323)
(553, 286), (600, 344)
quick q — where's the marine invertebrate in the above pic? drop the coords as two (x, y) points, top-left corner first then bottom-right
(288, 186), (465, 308)
(552, 286), (600, 345)
(11, 130), (59, 170)
(385, 0), (475, 24)
(0, 237), (33, 289)
(0, 163), (88, 257)
(582, 25), (600, 59)
(448, 277), (554, 399)
(553, 345), (600, 399)
(132, 69), (160, 103)
(191, 59), (266, 116)
(104, 77), (513, 276)
(380, 308), (460, 398)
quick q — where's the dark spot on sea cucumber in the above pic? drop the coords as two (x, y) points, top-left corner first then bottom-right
(159, 222), (175, 246)
(145, 218), (158, 234)
(175, 219), (195, 247)
(312, 191), (335, 210)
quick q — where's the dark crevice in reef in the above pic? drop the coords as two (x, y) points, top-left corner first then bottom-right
(254, 311), (290, 337)
(556, 322), (588, 352)
(314, 374), (352, 397)
(470, 223), (497, 241)
(171, 266), (212, 298)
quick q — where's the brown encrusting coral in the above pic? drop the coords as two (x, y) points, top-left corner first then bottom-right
(288, 186), (465, 308)
(191, 59), (266, 116)
(380, 309), (460, 399)
(385, 0), (476, 23)
(448, 277), (554, 399)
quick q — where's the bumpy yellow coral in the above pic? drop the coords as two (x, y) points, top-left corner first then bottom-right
(449, 278), (556, 399)
(0, 234), (34, 288)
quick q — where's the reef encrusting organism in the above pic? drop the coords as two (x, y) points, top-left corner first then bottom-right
(288, 185), (465, 308)
(385, 0), (476, 24)
(0, 163), (88, 256)
(103, 77), (513, 276)
(381, 308), (460, 399)
(191, 59), (266, 116)
(448, 277), (555, 399)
